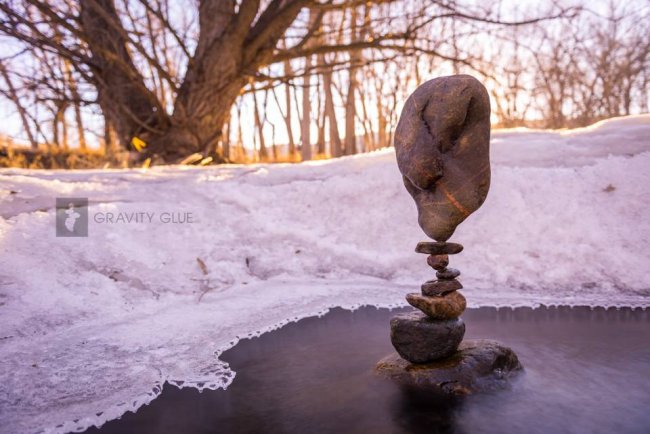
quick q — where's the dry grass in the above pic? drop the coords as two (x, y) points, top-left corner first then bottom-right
(0, 136), (335, 170)
(240, 152), (330, 165)
(0, 144), (128, 169)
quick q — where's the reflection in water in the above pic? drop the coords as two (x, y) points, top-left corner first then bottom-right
(87, 306), (649, 434)
(390, 385), (462, 434)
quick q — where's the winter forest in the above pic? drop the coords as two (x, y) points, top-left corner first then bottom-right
(0, 0), (648, 168)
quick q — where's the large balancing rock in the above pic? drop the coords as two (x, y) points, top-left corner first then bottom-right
(376, 340), (523, 396)
(394, 75), (491, 241)
(390, 311), (465, 364)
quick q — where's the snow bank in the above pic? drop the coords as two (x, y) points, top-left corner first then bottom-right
(0, 114), (649, 433)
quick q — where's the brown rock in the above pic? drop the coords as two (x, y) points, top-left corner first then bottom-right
(427, 254), (449, 270)
(394, 75), (491, 241)
(375, 340), (523, 396)
(406, 291), (466, 319)
(415, 242), (463, 255)
(436, 267), (460, 280)
(421, 279), (462, 296)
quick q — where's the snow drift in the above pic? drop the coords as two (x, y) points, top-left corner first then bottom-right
(0, 114), (649, 433)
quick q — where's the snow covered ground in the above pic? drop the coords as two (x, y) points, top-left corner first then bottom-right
(0, 114), (649, 433)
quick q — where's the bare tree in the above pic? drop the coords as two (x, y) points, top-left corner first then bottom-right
(300, 53), (313, 161)
(0, 0), (580, 165)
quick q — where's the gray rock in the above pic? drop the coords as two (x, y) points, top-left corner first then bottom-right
(436, 267), (460, 280)
(390, 311), (465, 363)
(376, 339), (523, 396)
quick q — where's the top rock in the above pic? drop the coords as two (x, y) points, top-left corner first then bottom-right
(394, 75), (491, 241)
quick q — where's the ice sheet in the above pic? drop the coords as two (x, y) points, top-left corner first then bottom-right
(0, 114), (649, 433)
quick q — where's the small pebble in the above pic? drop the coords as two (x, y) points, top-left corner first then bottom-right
(427, 254), (449, 270)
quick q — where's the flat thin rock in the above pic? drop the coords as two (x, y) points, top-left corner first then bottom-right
(376, 339), (523, 396)
(406, 291), (466, 319)
(390, 311), (465, 364)
(436, 267), (460, 280)
(415, 242), (463, 255)
(421, 279), (462, 296)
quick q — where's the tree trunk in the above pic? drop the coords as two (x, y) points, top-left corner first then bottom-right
(318, 51), (341, 158)
(283, 60), (296, 157)
(63, 58), (86, 150)
(60, 106), (69, 149)
(73, 102), (86, 150)
(0, 63), (38, 149)
(301, 55), (312, 161)
(79, 0), (168, 151)
(51, 101), (69, 149)
(317, 109), (326, 155)
(344, 65), (357, 155)
(103, 118), (117, 159)
(222, 114), (231, 161)
(52, 107), (60, 148)
(344, 6), (366, 156)
(79, 0), (243, 162)
(377, 99), (387, 148)
(359, 87), (373, 152)
(76, 0), (308, 163)
(236, 102), (245, 162)
(253, 91), (268, 161)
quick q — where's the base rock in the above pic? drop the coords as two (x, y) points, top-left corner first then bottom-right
(376, 339), (523, 396)
(390, 311), (465, 363)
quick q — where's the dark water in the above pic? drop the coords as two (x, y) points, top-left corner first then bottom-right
(87, 306), (650, 434)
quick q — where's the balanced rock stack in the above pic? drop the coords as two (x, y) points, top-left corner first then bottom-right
(378, 239), (523, 395)
(390, 241), (467, 364)
(377, 75), (522, 395)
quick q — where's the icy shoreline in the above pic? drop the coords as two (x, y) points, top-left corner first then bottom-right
(1, 115), (649, 433)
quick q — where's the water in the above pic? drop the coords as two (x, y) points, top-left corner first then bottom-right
(87, 306), (650, 434)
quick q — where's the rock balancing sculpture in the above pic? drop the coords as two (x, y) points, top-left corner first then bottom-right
(376, 75), (522, 395)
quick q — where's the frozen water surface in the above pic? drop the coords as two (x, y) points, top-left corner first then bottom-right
(0, 115), (648, 433)
(88, 306), (650, 434)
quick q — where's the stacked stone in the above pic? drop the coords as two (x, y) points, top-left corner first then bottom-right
(390, 241), (467, 364)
